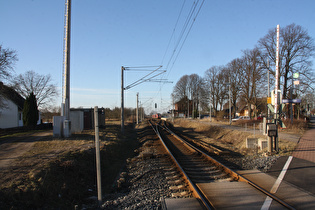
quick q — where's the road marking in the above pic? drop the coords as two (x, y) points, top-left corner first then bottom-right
(261, 196), (273, 210)
(261, 156), (293, 209)
(270, 156), (293, 193)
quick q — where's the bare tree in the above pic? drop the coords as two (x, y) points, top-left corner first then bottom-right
(239, 48), (264, 118)
(11, 70), (58, 109)
(0, 45), (18, 81)
(172, 74), (189, 102)
(216, 71), (228, 111)
(204, 66), (218, 116)
(258, 23), (315, 99)
(204, 66), (226, 116)
(225, 58), (243, 117)
(173, 74), (205, 117)
(0, 45), (18, 108)
(187, 74), (204, 118)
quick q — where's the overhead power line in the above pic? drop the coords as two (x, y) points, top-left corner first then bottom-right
(161, 0), (187, 65)
(124, 65), (166, 90)
(163, 0), (205, 75)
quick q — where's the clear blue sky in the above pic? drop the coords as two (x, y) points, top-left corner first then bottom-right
(1, 0), (314, 114)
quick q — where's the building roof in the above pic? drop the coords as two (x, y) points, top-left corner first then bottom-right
(0, 83), (25, 110)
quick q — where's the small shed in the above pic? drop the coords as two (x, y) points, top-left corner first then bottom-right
(70, 108), (105, 133)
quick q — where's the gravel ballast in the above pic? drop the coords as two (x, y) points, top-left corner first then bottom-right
(101, 126), (280, 209)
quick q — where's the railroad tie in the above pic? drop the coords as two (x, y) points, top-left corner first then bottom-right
(167, 179), (184, 185)
(163, 167), (177, 171)
(169, 184), (186, 190)
(164, 170), (178, 176)
(187, 169), (221, 175)
(188, 172), (226, 180)
(210, 173), (227, 179)
(185, 166), (216, 172)
(215, 177), (235, 182)
(166, 175), (180, 181)
(171, 191), (190, 198)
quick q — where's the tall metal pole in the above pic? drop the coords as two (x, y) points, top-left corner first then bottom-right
(172, 93), (175, 123)
(274, 25), (280, 152)
(267, 58), (270, 121)
(136, 92), (139, 125)
(63, 0), (71, 120)
(209, 91), (212, 122)
(192, 97), (195, 119)
(187, 88), (190, 118)
(229, 77), (231, 125)
(61, 0), (71, 137)
(198, 92), (201, 119)
(121, 66), (124, 133)
(141, 102), (143, 122)
(290, 72), (294, 124)
(274, 25), (280, 123)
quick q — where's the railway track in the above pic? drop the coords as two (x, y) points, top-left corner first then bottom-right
(149, 119), (294, 209)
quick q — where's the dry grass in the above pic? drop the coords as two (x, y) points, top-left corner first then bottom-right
(280, 119), (308, 135)
(173, 118), (298, 156)
(0, 121), (140, 209)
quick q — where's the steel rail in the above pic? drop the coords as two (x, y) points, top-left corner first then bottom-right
(149, 120), (211, 210)
(161, 122), (295, 210)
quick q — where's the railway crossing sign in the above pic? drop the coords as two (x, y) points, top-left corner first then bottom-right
(267, 103), (286, 128)
(282, 99), (301, 104)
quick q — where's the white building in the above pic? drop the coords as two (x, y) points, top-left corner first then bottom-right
(0, 84), (25, 128)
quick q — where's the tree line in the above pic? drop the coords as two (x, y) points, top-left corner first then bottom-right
(172, 24), (315, 118)
(1, 44), (58, 126)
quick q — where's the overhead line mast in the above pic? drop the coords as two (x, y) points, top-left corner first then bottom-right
(120, 65), (169, 133)
(62, 0), (71, 137)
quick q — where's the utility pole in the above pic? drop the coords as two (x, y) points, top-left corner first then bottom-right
(172, 93), (175, 123)
(274, 24), (280, 123)
(209, 91), (212, 122)
(267, 58), (270, 122)
(229, 77), (231, 125)
(140, 101), (142, 122)
(274, 25), (280, 152)
(187, 95), (189, 118)
(121, 65), (166, 132)
(62, 0), (71, 137)
(136, 92), (139, 125)
(198, 93), (201, 119)
(94, 106), (102, 206)
(121, 66), (125, 133)
(192, 91), (195, 119)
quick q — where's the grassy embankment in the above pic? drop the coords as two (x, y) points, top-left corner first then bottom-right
(0, 120), (142, 209)
(172, 118), (308, 155)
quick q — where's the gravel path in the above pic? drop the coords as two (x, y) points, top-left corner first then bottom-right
(0, 131), (51, 169)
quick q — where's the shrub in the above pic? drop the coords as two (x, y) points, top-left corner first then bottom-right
(23, 92), (39, 126)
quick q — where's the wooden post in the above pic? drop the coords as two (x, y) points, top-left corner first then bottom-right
(94, 106), (102, 206)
